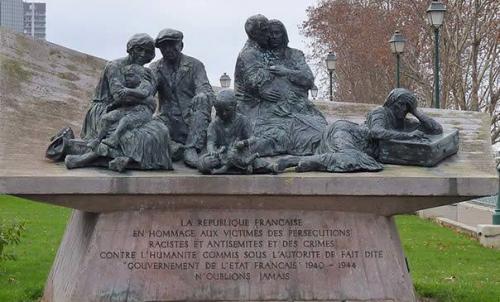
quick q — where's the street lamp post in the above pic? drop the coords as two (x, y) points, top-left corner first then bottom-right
(494, 162), (500, 225)
(427, 0), (446, 109)
(494, 188), (500, 225)
(389, 30), (406, 88)
(325, 52), (337, 102)
(310, 84), (318, 101)
(219, 72), (231, 89)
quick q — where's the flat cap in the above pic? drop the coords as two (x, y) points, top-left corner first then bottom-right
(155, 28), (183, 46)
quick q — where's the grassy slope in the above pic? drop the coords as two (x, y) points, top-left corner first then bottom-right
(0, 195), (70, 302)
(0, 195), (499, 301)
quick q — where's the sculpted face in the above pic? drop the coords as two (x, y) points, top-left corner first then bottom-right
(216, 103), (236, 122)
(158, 40), (183, 61)
(269, 23), (284, 49)
(384, 88), (418, 120)
(129, 44), (155, 65)
(253, 20), (269, 48)
(124, 71), (141, 88)
(390, 101), (409, 120)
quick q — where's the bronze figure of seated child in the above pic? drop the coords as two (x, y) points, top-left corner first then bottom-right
(198, 89), (276, 174)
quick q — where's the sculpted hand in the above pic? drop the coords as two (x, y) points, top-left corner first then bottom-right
(409, 103), (421, 117)
(143, 71), (153, 83)
(116, 88), (128, 99)
(408, 130), (427, 140)
(192, 92), (208, 108)
(234, 140), (247, 150)
(269, 65), (290, 77)
(218, 146), (227, 154)
(208, 146), (225, 157)
(261, 89), (281, 102)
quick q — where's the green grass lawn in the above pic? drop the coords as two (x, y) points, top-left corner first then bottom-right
(0, 195), (70, 302)
(396, 215), (500, 301)
(0, 195), (499, 301)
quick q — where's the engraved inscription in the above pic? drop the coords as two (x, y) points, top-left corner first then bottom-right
(97, 214), (385, 282)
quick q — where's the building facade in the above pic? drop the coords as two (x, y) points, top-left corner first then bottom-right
(0, 0), (45, 39)
(0, 0), (24, 33)
(23, 2), (45, 39)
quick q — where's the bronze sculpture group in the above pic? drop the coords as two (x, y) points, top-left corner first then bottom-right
(46, 14), (457, 174)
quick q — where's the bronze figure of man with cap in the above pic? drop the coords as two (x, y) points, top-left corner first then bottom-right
(150, 28), (215, 168)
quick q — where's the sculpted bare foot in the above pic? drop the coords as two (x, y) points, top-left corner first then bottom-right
(276, 156), (300, 172)
(183, 148), (199, 168)
(211, 165), (229, 175)
(270, 163), (279, 175)
(295, 160), (324, 172)
(65, 152), (100, 169)
(64, 155), (81, 169)
(108, 157), (130, 173)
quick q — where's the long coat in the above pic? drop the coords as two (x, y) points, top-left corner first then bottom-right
(150, 54), (214, 150)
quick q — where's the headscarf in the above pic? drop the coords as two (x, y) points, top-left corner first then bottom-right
(383, 88), (417, 109)
(126, 33), (155, 53)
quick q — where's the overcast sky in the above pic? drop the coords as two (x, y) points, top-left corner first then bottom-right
(44, 0), (319, 87)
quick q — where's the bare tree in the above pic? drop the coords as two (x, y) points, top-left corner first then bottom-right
(302, 0), (499, 144)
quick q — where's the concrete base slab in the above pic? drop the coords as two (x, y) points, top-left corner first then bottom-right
(418, 202), (494, 229)
(42, 208), (416, 302)
(478, 225), (500, 249)
(433, 217), (478, 239)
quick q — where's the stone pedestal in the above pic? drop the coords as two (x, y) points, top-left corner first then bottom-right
(43, 207), (414, 302)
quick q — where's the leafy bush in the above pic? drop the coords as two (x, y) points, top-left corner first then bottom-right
(0, 220), (26, 262)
